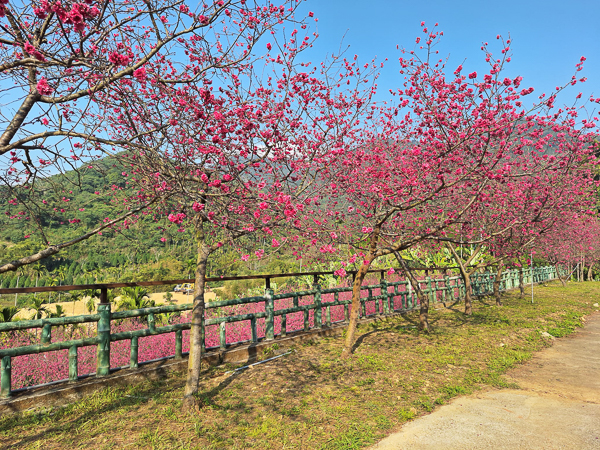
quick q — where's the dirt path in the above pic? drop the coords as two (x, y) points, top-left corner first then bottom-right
(370, 312), (600, 449)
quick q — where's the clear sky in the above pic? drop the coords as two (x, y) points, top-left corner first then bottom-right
(293, 0), (599, 108)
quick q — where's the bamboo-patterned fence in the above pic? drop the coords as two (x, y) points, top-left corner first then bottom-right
(0, 266), (557, 398)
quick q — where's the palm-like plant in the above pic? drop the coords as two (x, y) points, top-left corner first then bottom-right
(46, 275), (60, 303)
(56, 266), (68, 302)
(85, 297), (96, 314)
(185, 259), (196, 278)
(31, 263), (46, 297)
(30, 297), (48, 320)
(82, 289), (101, 314)
(0, 306), (20, 322)
(49, 305), (66, 318)
(118, 287), (154, 311)
(159, 311), (181, 325)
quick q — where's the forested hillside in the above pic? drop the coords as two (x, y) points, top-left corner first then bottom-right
(0, 157), (303, 302)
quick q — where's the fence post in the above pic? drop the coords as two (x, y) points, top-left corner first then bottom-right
(381, 279), (390, 315)
(147, 313), (156, 333)
(175, 330), (183, 359)
(130, 337), (138, 369)
(68, 346), (78, 382)
(426, 276), (434, 305)
(313, 283), (322, 329)
(251, 317), (258, 343)
(265, 288), (275, 340)
(362, 290), (367, 317)
(444, 275), (450, 303)
(41, 322), (52, 344)
(96, 289), (111, 377)
(1, 356), (11, 398)
(220, 322), (227, 349)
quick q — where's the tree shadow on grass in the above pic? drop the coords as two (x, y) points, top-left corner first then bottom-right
(350, 311), (459, 350)
(351, 330), (380, 354)
(475, 296), (494, 307)
(0, 365), (241, 449)
(0, 377), (183, 448)
(194, 371), (242, 409)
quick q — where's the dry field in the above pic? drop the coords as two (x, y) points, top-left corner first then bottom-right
(14, 290), (218, 319)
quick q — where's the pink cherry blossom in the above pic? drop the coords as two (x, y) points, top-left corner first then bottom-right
(36, 78), (53, 95)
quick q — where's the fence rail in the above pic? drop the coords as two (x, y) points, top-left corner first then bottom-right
(0, 266), (557, 398)
(0, 266), (464, 295)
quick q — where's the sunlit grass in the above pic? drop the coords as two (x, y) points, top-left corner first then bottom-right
(0, 281), (596, 449)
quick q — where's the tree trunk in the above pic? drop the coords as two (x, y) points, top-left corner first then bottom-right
(341, 261), (370, 358)
(444, 243), (476, 315)
(463, 274), (472, 315)
(417, 279), (430, 331)
(588, 264), (594, 282)
(395, 253), (430, 331)
(407, 273), (431, 330)
(182, 226), (211, 411)
(341, 229), (380, 358)
(454, 260), (472, 315)
(519, 267), (525, 297)
(556, 264), (567, 287)
(493, 263), (504, 306)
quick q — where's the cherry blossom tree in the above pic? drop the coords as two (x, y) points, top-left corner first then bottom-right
(444, 157), (598, 309)
(106, 19), (378, 405)
(311, 25), (598, 356)
(538, 216), (600, 285)
(0, 0), (304, 271)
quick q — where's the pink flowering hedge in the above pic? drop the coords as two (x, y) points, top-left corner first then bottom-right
(1, 274), (463, 390)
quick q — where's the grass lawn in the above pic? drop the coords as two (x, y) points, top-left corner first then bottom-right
(1, 281), (598, 449)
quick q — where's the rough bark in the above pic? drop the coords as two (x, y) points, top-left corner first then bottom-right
(341, 228), (380, 358)
(417, 281), (430, 331)
(445, 243), (481, 315)
(0, 92), (39, 151)
(182, 225), (211, 411)
(588, 264), (594, 282)
(447, 247), (472, 314)
(395, 256), (430, 331)
(555, 264), (567, 287)
(463, 274), (472, 315)
(493, 263), (504, 306)
(340, 261), (370, 358)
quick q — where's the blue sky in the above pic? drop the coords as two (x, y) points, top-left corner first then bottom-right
(293, 0), (599, 108)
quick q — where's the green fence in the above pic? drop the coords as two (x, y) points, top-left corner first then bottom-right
(0, 266), (557, 398)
